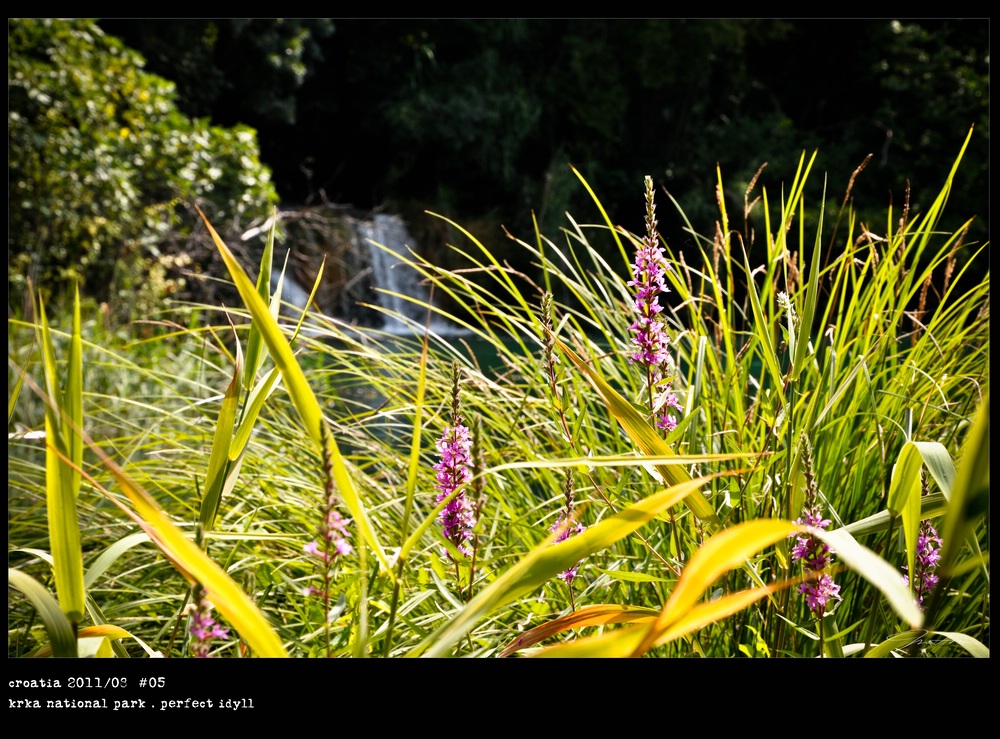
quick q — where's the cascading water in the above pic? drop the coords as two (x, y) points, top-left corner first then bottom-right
(355, 213), (446, 334)
(270, 210), (462, 336)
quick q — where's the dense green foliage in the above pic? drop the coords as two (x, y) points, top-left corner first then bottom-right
(8, 18), (278, 317)
(8, 142), (989, 661)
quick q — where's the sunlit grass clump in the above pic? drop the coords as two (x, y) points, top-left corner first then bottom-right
(8, 129), (989, 658)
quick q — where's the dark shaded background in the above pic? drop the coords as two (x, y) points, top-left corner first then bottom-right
(96, 19), (988, 254)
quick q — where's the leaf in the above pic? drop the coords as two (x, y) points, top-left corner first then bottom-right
(862, 629), (989, 658)
(200, 333), (243, 531)
(925, 393), (989, 626)
(498, 604), (659, 657)
(532, 582), (784, 657)
(83, 532), (152, 588)
(887, 440), (955, 597)
(816, 527), (924, 628)
(243, 207), (276, 389)
(37, 292), (86, 625)
(89, 446), (288, 657)
(197, 207), (394, 579)
(842, 493), (948, 539)
(412, 475), (714, 657)
(633, 519), (797, 655)
(230, 366), (283, 461)
(8, 568), (78, 657)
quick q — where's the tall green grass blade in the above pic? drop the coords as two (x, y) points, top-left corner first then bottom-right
(230, 367), (283, 461)
(924, 394), (989, 627)
(789, 182), (824, 382)
(8, 341), (32, 425)
(197, 207), (394, 578)
(200, 338), (242, 531)
(67, 285), (83, 495)
(8, 568), (78, 657)
(570, 165), (630, 270)
(83, 532), (152, 588)
(244, 208), (276, 389)
(740, 243), (784, 397)
(37, 292), (86, 625)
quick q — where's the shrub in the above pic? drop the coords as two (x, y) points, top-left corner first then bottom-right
(8, 18), (278, 319)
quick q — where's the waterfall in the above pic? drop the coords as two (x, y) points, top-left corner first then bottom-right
(269, 210), (462, 336)
(354, 214), (440, 334)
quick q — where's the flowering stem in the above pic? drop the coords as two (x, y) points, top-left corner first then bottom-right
(541, 292), (681, 578)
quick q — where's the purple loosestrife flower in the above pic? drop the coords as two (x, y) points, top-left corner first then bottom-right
(628, 176), (683, 432)
(435, 362), (475, 559)
(791, 438), (842, 617)
(435, 422), (475, 557)
(303, 423), (353, 602)
(550, 514), (586, 583)
(187, 585), (229, 658)
(903, 519), (943, 608)
(304, 510), (353, 568)
(550, 474), (586, 584)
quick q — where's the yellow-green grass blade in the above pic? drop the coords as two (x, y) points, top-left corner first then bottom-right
(200, 337), (243, 531)
(37, 296), (86, 625)
(8, 568), (78, 658)
(489, 451), (753, 476)
(67, 285), (83, 495)
(570, 165), (631, 271)
(532, 580), (784, 657)
(399, 328), (431, 553)
(197, 207), (394, 578)
(230, 366), (283, 461)
(789, 177), (825, 382)
(554, 335), (722, 531)
(842, 493), (947, 539)
(413, 475), (713, 657)
(8, 337), (33, 425)
(925, 393), (989, 627)
(633, 519), (797, 656)
(887, 441), (956, 597)
(498, 604), (660, 657)
(740, 244), (784, 399)
(816, 527), (924, 628)
(244, 208), (276, 389)
(83, 532), (152, 588)
(92, 446), (287, 657)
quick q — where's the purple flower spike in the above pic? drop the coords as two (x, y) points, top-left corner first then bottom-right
(435, 422), (475, 557)
(903, 519), (943, 607)
(629, 176), (684, 430)
(798, 573), (842, 615)
(550, 474), (586, 584)
(188, 587), (229, 658)
(791, 439), (842, 618)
